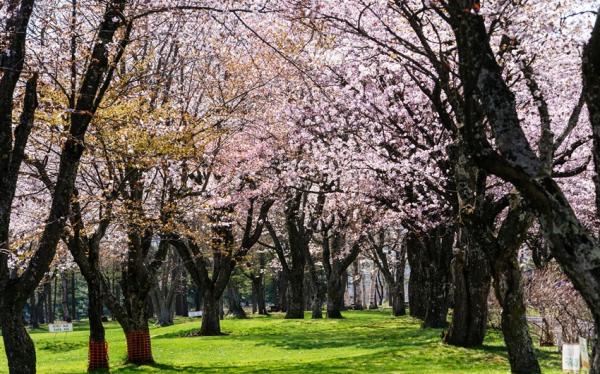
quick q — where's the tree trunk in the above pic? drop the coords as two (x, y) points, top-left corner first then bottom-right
(352, 260), (363, 310)
(407, 237), (426, 319)
(88, 277), (108, 372)
(278, 271), (288, 312)
(493, 251), (541, 373)
(123, 297), (154, 365)
(36, 290), (45, 324)
(326, 272), (345, 318)
(29, 294), (39, 329)
(53, 276), (58, 321)
(44, 282), (53, 323)
(0, 305), (36, 374)
(71, 272), (77, 320)
(422, 266), (450, 328)
(285, 267), (305, 319)
(420, 227), (453, 329)
(226, 283), (247, 319)
(255, 274), (268, 315)
(306, 249), (323, 319)
(200, 289), (222, 335)
(175, 290), (188, 316)
(391, 282), (405, 317)
(251, 278), (258, 314)
(61, 273), (71, 322)
(444, 240), (491, 346)
(150, 288), (173, 326)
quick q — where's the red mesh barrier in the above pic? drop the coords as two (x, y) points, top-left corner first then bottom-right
(125, 330), (154, 365)
(88, 339), (109, 371)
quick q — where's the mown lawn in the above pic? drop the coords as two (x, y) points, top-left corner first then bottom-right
(0, 310), (561, 373)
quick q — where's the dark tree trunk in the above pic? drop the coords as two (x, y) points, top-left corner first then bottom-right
(447, 6), (599, 372)
(0, 304), (36, 374)
(493, 253), (541, 374)
(490, 201), (541, 373)
(391, 282), (405, 317)
(251, 278), (258, 314)
(445, 139), (491, 346)
(326, 273), (345, 318)
(122, 295), (154, 365)
(226, 283), (247, 319)
(444, 240), (491, 346)
(351, 260), (363, 310)
(61, 273), (71, 322)
(44, 282), (53, 323)
(407, 237), (426, 319)
(175, 287), (188, 317)
(306, 246), (323, 319)
(251, 274), (268, 315)
(257, 278), (268, 315)
(87, 276), (108, 372)
(71, 272), (77, 320)
(36, 290), (45, 324)
(286, 267), (305, 319)
(200, 289), (222, 335)
(150, 288), (174, 326)
(420, 227), (453, 329)
(29, 294), (39, 329)
(277, 271), (288, 312)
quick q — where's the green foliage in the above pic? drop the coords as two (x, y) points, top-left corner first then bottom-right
(0, 311), (561, 373)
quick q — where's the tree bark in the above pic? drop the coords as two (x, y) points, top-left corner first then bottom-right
(407, 236), (426, 319)
(29, 294), (39, 329)
(61, 273), (71, 322)
(420, 227), (453, 329)
(0, 304), (36, 374)
(493, 250), (541, 373)
(71, 272), (77, 320)
(150, 288), (174, 326)
(44, 282), (53, 323)
(226, 283), (247, 319)
(286, 266), (305, 319)
(201, 288), (222, 335)
(351, 260), (363, 310)
(251, 272), (268, 315)
(326, 273), (345, 318)
(87, 276), (108, 372)
(391, 282), (405, 317)
(444, 238), (490, 346)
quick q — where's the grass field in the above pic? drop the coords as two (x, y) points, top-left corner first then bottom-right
(0, 310), (561, 373)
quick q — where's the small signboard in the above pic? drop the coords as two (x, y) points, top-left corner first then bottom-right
(562, 344), (581, 372)
(48, 322), (73, 333)
(188, 310), (203, 318)
(580, 337), (590, 371)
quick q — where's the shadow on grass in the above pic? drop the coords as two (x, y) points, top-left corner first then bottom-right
(144, 317), (541, 373)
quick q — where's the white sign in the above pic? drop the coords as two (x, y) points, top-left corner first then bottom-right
(562, 344), (581, 372)
(48, 322), (73, 333)
(580, 337), (590, 371)
(188, 310), (203, 318)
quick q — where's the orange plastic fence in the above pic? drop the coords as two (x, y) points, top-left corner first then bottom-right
(125, 330), (154, 364)
(88, 339), (109, 371)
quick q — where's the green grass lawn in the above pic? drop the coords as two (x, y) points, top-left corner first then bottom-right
(0, 310), (561, 373)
